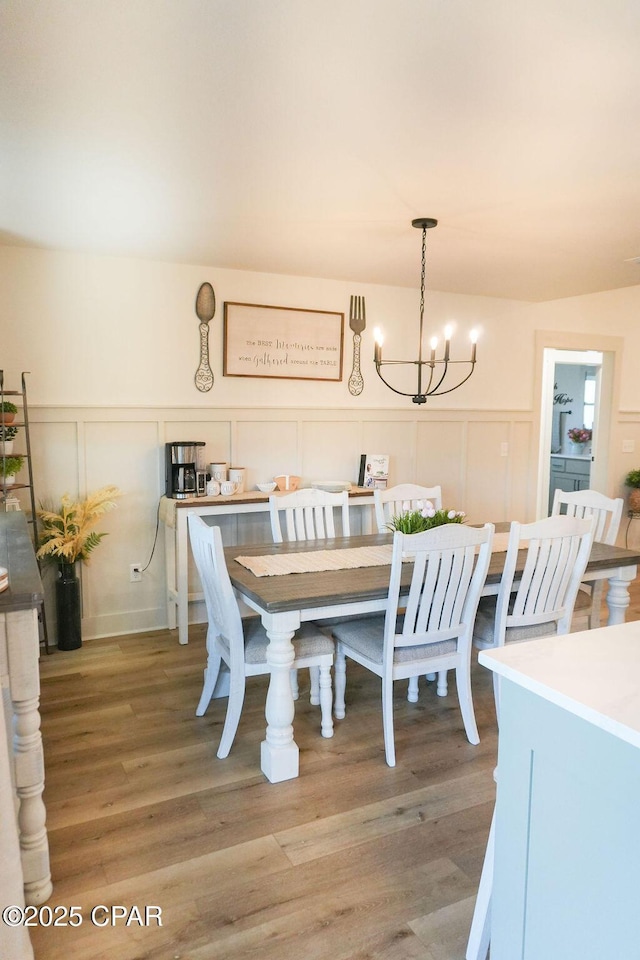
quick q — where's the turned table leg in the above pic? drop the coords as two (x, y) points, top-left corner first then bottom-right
(260, 612), (300, 783)
(606, 567), (636, 626)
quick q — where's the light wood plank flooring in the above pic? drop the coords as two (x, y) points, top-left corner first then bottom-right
(31, 585), (640, 960)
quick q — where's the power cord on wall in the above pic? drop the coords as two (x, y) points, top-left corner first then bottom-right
(141, 499), (161, 573)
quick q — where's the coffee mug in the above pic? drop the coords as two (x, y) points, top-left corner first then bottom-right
(206, 479), (220, 497)
(220, 480), (237, 496)
(228, 467), (246, 494)
(210, 462), (228, 482)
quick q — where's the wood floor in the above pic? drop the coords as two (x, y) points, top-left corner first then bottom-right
(31, 584), (640, 960)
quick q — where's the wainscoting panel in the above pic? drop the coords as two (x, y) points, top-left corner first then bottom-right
(236, 419), (298, 490)
(361, 420), (417, 488)
(300, 419), (362, 485)
(416, 419), (467, 509)
(466, 421), (511, 523)
(26, 405), (543, 640)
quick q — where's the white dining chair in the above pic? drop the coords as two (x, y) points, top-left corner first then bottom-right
(551, 488), (623, 629)
(188, 514), (334, 757)
(332, 522), (495, 767)
(374, 483), (446, 700)
(269, 486), (351, 702)
(373, 483), (443, 533)
(466, 512), (595, 960)
(269, 487), (350, 542)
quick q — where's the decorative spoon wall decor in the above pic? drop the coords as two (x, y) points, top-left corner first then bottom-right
(194, 282), (215, 392)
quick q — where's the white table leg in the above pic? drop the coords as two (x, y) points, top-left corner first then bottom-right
(606, 566), (636, 626)
(260, 612), (299, 782)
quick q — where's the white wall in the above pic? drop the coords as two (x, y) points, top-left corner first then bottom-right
(2, 244), (640, 640)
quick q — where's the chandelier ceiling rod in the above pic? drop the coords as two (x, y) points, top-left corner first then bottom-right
(373, 218), (478, 405)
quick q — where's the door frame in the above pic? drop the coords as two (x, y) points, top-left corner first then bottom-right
(533, 330), (623, 519)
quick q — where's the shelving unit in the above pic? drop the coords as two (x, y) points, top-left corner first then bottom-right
(0, 371), (39, 533)
(1, 370), (49, 650)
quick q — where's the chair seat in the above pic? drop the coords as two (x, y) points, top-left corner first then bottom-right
(241, 618), (335, 663)
(572, 588), (593, 612)
(473, 596), (560, 647)
(332, 615), (457, 664)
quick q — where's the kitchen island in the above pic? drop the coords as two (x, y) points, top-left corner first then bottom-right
(479, 621), (640, 959)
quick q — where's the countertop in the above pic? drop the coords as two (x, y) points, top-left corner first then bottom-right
(0, 512), (44, 612)
(479, 621), (640, 749)
(550, 453), (591, 461)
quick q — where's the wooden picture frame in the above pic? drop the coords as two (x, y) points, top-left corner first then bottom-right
(223, 302), (344, 382)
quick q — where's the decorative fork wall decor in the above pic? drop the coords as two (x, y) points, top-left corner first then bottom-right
(348, 295), (366, 396)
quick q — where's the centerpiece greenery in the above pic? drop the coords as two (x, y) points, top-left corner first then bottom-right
(387, 500), (466, 534)
(36, 485), (121, 563)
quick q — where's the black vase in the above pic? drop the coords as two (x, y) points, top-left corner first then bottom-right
(56, 562), (82, 650)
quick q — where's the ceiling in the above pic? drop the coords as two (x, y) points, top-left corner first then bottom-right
(2, 0), (640, 302)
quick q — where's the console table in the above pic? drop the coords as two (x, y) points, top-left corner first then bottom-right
(161, 487), (376, 645)
(0, 512), (52, 912)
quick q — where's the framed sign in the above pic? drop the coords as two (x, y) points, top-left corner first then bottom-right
(223, 302), (344, 382)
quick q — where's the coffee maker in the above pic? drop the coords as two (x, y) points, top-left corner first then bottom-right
(165, 442), (205, 499)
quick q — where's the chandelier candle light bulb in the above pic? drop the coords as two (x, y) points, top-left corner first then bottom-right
(470, 328), (478, 362)
(373, 218), (478, 404)
(373, 327), (383, 364)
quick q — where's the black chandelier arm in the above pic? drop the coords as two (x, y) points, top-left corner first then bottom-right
(374, 363), (427, 399)
(374, 358), (476, 401)
(423, 361), (476, 397)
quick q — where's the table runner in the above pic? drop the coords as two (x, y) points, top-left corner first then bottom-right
(235, 544), (394, 577)
(235, 531), (511, 578)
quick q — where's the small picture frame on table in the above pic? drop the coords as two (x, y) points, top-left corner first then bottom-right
(358, 454), (389, 489)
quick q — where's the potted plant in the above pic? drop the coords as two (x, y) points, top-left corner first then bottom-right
(1, 400), (18, 425)
(624, 469), (640, 514)
(36, 485), (121, 649)
(0, 423), (18, 454)
(0, 454), (24, 486)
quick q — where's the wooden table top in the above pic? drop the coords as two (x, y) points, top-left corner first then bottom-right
(225, 528), (640, 616)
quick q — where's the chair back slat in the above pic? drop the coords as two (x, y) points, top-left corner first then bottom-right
(497, 514), (595, 642)
(270, 488), (350, 543)
(389, 524), (494, 657)
(551, 489), (623, 545)
(374, 483), (443, 532)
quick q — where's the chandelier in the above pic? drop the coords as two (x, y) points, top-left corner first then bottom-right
(373, 218), (478, 404)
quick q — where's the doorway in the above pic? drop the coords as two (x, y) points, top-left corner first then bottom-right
(534, 331), (623, 520)
(545, 350), (602, 513)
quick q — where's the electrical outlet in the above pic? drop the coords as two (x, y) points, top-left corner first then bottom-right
(130, 563), (142, 582)
(623, 439), (635, 454)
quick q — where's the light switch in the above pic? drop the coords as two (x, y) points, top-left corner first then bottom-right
(622, 440), (635, 454)
(500, 442), (509, 457)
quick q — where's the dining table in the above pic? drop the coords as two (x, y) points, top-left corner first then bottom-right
(223, 525), (640, 783)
